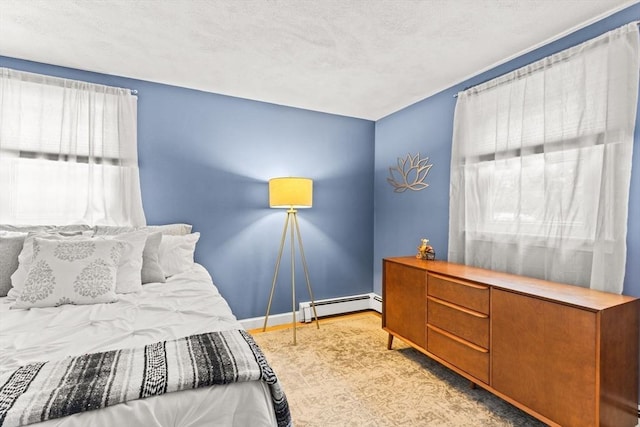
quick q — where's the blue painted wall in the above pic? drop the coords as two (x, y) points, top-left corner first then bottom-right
(374, 3), (640, 298)
(0, 56), (375, 320)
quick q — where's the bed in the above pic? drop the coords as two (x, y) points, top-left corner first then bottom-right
(0, 224), (290, 427)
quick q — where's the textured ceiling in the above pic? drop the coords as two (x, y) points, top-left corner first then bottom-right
(0, 0), (635, 120)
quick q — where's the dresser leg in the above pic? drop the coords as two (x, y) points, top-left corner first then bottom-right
(387, 333), (394, 350)
(469, 382), (477, 389)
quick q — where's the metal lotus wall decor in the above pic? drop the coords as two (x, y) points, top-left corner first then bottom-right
(387, 153), (433, 193)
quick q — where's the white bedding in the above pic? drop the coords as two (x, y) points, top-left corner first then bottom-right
(0, 264), (278, 427)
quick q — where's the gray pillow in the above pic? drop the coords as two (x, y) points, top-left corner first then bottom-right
(0, 235), (26, 297)
(141, 231), (165, 284)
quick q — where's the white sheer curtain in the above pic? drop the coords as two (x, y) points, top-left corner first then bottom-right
(0, 68), (146, 226)
(448, 23), (639, 294)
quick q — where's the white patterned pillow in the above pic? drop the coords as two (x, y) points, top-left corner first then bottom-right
(9, 232), (92, 299)
(11, 238), (122, 309)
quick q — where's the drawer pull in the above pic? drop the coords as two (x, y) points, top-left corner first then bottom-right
(429, 272), (489, 290)
(427, 296), (488, 319)
(427, 324), (489, 353)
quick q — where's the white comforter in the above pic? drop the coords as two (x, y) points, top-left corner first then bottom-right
(0, 264), (277, 427)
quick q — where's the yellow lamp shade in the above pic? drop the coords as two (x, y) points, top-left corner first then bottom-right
(269, 177), (313, 208)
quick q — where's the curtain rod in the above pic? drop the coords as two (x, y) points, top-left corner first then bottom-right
(2, 66), (140, 96)
(452, 20), (640, 98)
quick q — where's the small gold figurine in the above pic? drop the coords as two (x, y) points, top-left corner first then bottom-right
(416, 238), (435, 260)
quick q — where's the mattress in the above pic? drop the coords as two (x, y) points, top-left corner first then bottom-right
(0, 264), (278, 426)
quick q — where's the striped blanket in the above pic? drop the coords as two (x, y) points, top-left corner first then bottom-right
(0, 330), (291, 427)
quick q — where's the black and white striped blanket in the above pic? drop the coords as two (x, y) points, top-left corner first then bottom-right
(0, 330), (291, 427)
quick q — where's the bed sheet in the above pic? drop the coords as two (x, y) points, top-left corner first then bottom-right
(0, 264), (277, 427)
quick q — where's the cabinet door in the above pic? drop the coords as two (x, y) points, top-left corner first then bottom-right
(492, 289), (597, 427)
(383, 261), (426, 348)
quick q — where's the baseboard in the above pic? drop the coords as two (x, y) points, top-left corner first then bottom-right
(239, 292), (382, 330)
(239, 311), (296, 331)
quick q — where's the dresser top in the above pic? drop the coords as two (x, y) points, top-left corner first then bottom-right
(384, 257), (638, 311)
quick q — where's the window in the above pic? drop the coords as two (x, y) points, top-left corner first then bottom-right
(0, 68), (146, 226)
(448, 23), (639, 294)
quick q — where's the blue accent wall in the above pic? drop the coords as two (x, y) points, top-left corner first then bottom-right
(374, 3), (640, 298)
(0, 56), (375, 320)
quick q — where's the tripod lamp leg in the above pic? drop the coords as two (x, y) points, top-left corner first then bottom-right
(263, 212), (290, 332)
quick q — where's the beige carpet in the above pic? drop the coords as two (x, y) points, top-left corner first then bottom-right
(251, 312), (545, 427)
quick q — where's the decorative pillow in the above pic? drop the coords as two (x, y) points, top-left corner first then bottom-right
(141, 231), (165, 284)
(158, 232), (200, 277)
(0, 234), (26, 297)
(9, 232), (92, 298)
(12, 237), (122, 309)
(95, 231), (147, 293)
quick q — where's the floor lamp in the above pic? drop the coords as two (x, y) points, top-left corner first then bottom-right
(263, 177), (320, 344)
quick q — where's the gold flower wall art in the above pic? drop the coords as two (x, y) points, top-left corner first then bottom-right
(387, 153), (433, 192)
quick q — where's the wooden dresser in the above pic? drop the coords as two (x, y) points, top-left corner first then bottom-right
(382, 257), (639, 427)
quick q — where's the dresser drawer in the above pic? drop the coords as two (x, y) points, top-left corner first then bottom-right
(427, 296), (489, 349)
(428, 273), (489, 314)
(427, 325), (489, 384)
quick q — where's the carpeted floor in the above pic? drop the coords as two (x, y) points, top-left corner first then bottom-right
(250, 312), (546, 427)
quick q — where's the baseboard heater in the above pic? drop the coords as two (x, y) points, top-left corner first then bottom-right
(299, 293), (381, 323)
(238, 293), (382, 330)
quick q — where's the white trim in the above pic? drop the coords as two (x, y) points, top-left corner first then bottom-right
(239, 312), (297, 331)
(238, 293), (382, 330)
